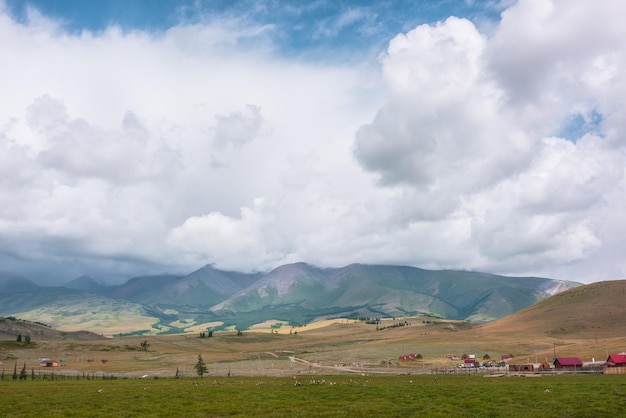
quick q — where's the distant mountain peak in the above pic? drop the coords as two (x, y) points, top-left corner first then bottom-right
(65, 275), (109, 295)
(0, 272), (38, 293)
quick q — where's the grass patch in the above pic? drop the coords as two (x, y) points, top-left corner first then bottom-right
(0, 341), (37, 350)
(0, 374), (625, 417)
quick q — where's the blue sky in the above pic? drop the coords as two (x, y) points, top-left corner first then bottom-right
(1, 0), (625, 284)
(4, 0), (500, 58)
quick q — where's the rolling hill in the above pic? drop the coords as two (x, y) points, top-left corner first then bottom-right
(475, 279), (626, 339)
(0, 274), (159, 336)
(0, 316), (105, 341)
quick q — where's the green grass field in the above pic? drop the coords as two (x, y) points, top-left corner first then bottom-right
(1, 374), (625, 417)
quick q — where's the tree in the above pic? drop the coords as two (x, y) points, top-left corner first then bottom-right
(24, 335), (31, 344)
(194, 354), (208, 378)
(16, 333), (22, 343)
(140, 340), (150, 351)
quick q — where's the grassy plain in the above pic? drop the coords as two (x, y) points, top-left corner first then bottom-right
(0, 288), (626, 417)
(2, 315), (625, 378)
(3, 280), (626, 417)
(1, 374), (625, 417)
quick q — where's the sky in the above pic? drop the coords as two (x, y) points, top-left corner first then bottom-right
(1, 0), (625, 284)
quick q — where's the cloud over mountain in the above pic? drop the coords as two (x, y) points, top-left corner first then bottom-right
(0, 0), (625, 284)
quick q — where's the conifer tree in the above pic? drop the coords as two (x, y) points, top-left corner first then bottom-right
(19, 362), (27, 380)
(194, 354), (208, 378)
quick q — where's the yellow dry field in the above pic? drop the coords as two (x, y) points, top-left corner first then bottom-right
(16, 315), (156, 337)
(182, 321), (224, 333)
(248, 318), (356, 334)
(4, 314), (624, 379)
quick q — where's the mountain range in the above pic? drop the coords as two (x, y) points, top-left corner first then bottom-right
(0, 263), (580, 336)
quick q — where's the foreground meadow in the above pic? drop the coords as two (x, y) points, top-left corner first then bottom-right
(1, 374), (625, 417)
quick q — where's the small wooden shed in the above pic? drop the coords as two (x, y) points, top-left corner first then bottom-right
(553, 357), (583, 370)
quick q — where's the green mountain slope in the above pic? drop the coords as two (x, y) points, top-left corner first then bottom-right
(210, 263), (580, 323)
(0, 264), (581, 334)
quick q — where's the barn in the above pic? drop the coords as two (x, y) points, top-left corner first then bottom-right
(553, 357), (583, 370)
(604, 353), (626, 375)
(606, 354), (626, 367)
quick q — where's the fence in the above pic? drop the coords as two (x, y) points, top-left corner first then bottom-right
(431, 366), (508, 375)
(605, 367), (626, 375)
(0, 369), (126, 382)
(431, 366), (609, 375)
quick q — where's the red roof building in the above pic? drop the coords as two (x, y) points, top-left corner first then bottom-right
(606, 354), (626, 367)
(553, 357), (583, 369)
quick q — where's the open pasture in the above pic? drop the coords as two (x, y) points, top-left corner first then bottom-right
(1, 374), (625, 417)
(3, 316), (626, 379)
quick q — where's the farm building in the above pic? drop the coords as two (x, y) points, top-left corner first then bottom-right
(606, 354), (626, 367)
(553, 357), (583, 370)
(604, 353), (626, 374)
(509, 364), (534, 372)
(508, 362), (552, 372)
(536, 361), (552, 371)
(398, 353), (422, 361)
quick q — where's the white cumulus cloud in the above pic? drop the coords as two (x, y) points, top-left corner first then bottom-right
(1, 0), (626, 284)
